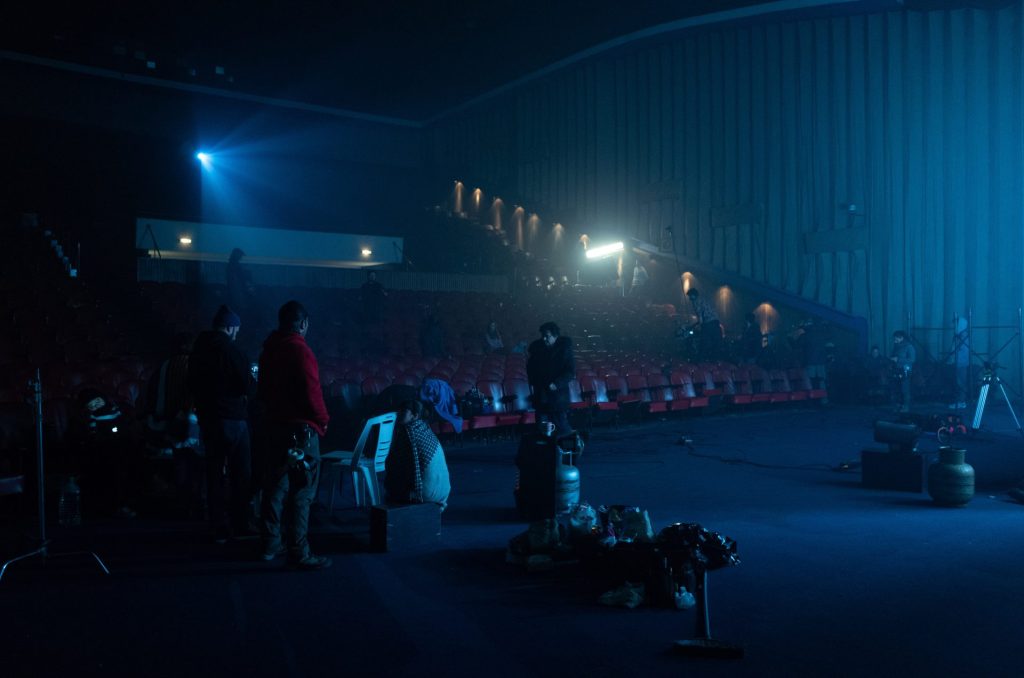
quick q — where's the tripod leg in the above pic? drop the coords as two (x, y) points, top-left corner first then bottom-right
(997, 382), (1024, 435)
(0, 546), (47, 584)
(972, 383), (990, 430)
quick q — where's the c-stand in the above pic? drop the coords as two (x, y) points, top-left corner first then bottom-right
(0, 370), (110, 582)
(970, 362), (1024, 438)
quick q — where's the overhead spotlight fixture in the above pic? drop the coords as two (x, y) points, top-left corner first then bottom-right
(585, 241), (625, 259)
(196, 152), (212, 169)
(361, 248), (372, 256)
(179, 237), (192, 245)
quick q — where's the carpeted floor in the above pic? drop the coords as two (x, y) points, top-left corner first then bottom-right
(3, 401), (1023, 677)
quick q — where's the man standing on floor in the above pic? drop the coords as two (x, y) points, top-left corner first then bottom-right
(890, 330), (916, 413)
(527, 321), (575, 436)
(686, 288), (723, 361)
(258, 300), (331, 570)
(188, 305), (253, 543)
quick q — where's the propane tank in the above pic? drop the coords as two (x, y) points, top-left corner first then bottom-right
(554, 461), (580, 513)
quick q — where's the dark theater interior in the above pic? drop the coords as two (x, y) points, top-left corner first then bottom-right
(4, 1), (1024, 675)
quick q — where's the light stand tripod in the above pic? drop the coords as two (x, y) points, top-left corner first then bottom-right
(0, 369), (110, 583)
(391, 241), (414, 270)
(140, 222), (161, 259)
(970, 362), (1024, 438)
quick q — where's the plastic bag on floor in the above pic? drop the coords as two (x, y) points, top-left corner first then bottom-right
(599, 581), (645, 609)
(507, 518), (561, 562)
(657, 522), (740, 570)
(566, 502), (599, 542)
(599, 505), (655, 543)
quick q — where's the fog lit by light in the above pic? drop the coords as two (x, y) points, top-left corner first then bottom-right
(586, 242), (625, 259)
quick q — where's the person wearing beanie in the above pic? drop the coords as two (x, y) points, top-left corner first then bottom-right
(187, 305), (254, 543)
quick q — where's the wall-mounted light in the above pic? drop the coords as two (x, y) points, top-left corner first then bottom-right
(755, 302), (779, 335)
(361, 248), (372, 257)
(179, 237), (193, 245)
(681, 271), (696, 294)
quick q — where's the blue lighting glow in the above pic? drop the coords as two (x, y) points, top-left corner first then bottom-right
(196, 151), (213, 169)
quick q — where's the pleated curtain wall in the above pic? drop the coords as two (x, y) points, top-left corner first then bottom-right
(428, 2), (1024, 381)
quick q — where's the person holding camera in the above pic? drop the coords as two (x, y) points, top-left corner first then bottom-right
(257, 301), (331, 570)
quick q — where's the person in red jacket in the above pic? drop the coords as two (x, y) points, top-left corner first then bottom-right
(257, 300), (331, 570)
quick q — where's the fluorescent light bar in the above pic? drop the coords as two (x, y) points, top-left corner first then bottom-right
(585, 241), (624, 259)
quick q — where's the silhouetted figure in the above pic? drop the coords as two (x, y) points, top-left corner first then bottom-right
(226, 248), (254, 316)
(630, 260), (649, 298)
(740, 313), (763, 364)
(795, 318), (828, 401)
(686, 289), (722, 361)
(483, 320), (505, 354)
(70, 387), (138, 518)
(890, 330), (916, 412)
(527, 321), (575, 435)
(359, 270), (388, 323)
(188, 306), (252, 542)
(146, 332), (203, 517)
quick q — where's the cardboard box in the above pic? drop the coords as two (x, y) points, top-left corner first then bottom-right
(370, 503), (442, 552)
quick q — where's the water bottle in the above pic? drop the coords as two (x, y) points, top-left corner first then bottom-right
(58, 476), (82, 527)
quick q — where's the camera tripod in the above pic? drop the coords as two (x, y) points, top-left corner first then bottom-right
(970, 364), (1024, 437)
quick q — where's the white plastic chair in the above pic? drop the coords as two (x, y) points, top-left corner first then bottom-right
(321, 412), (396, 510)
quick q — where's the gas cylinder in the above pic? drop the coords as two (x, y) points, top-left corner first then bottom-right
(554, 459), (580, 513)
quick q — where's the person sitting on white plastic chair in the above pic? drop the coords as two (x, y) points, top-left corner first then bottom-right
(384, 401), (450, 510)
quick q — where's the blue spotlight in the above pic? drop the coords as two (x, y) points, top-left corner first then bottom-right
(196, 151), (213, 169)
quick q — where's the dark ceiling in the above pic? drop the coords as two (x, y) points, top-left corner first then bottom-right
(5, 1), (887, 121)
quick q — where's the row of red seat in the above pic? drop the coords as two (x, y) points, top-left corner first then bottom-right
(325, 365), (828, 439)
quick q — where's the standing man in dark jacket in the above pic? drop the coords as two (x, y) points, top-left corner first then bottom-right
(258, 300), (331, 570)
(527, 321), (576, 435)
(188, 305), (253, 542)
(890, 330), (916, 413)
(686, 288), (723, 360)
